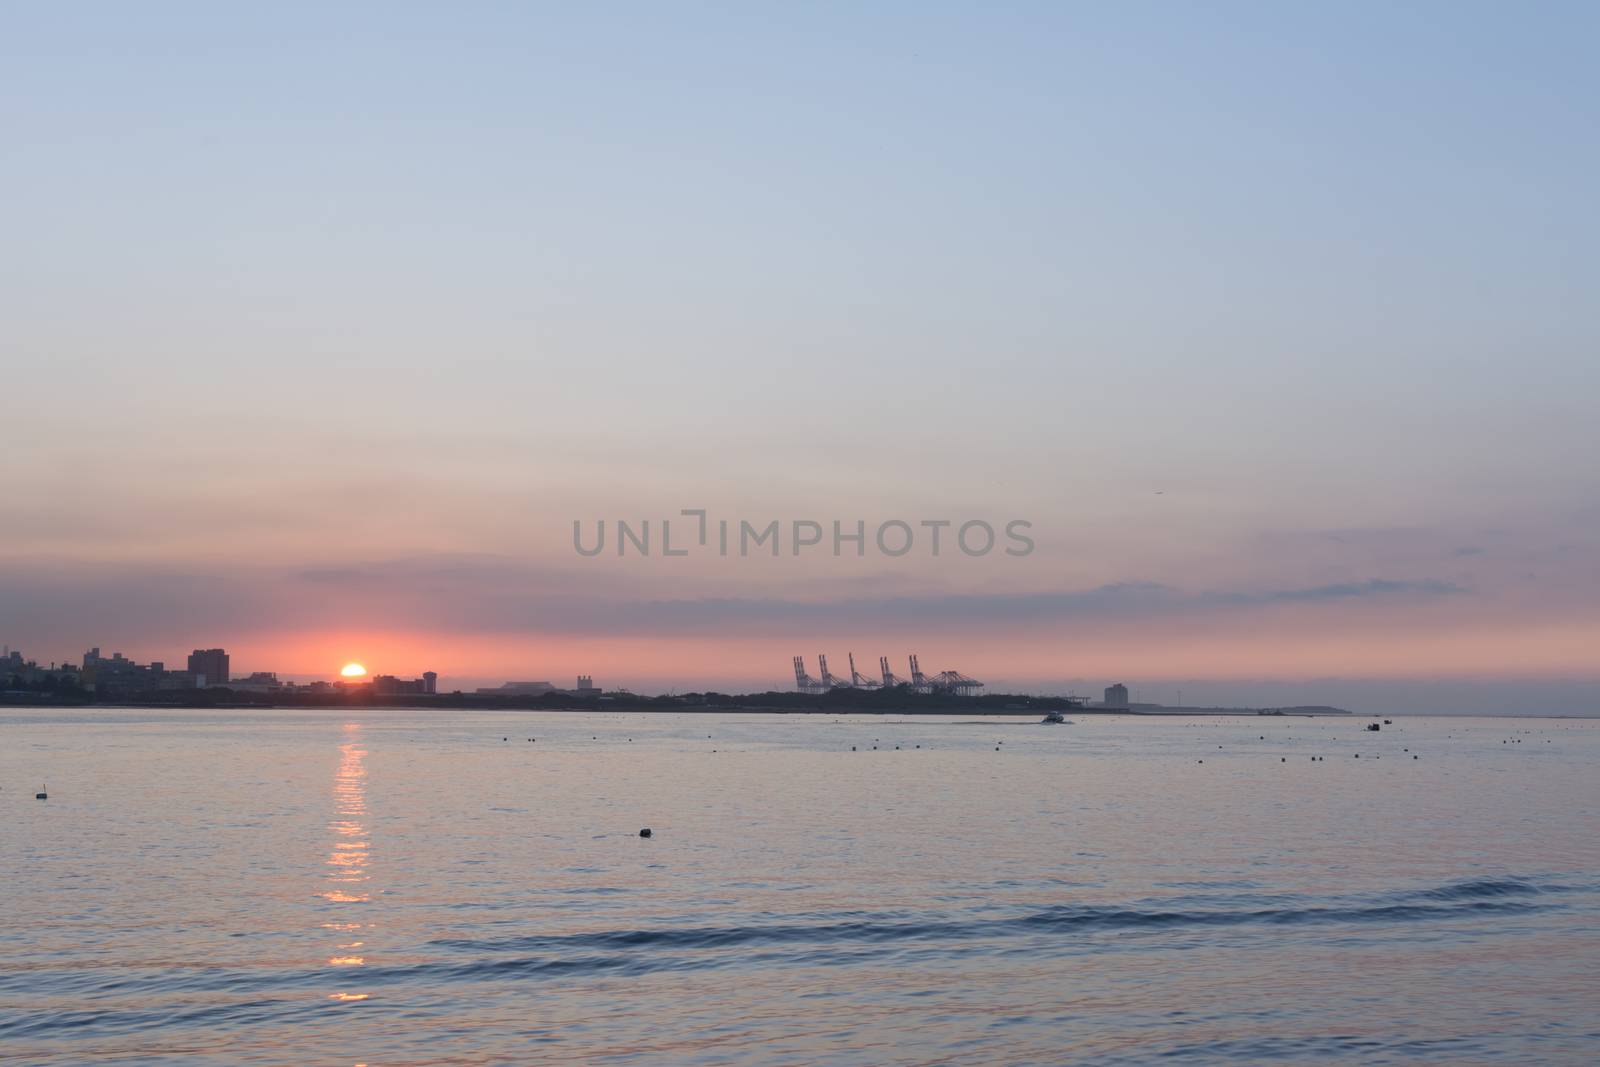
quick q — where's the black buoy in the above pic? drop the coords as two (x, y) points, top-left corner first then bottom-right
(36, 786), (48, 800)
(639, 828), (652, 838)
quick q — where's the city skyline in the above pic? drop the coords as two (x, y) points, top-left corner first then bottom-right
(4, 634), (1595, 715)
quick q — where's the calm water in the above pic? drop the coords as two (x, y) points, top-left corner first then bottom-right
(3, 709), (1598, 1065)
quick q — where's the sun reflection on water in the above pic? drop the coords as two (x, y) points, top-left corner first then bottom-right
(322, 725), (373, 1006)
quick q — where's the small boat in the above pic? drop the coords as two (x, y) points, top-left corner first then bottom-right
(1041, 711), (1072, 725)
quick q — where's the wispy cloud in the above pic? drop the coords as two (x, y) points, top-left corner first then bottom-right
(0, 554), (1474, 651)
(1218, 578), (1468, 604)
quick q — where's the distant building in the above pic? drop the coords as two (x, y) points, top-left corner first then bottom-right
(157, 670), (203, 691)
(1104, 683), (1129, 709)
(3, 654), (85, 692)
(229, 672), (283, 693)
(575, 674), (600, 696)
(371, 673), (438, 696)
(80, 648), (171, 693)
(187, 648), (230, 687)
(476, 681), (556, 696)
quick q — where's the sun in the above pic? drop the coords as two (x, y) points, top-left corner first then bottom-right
(340, 663), (368, 679)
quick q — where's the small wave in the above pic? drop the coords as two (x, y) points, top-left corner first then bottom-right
(428, 876), (1565, 958)
(1397, 877), (1547, 902)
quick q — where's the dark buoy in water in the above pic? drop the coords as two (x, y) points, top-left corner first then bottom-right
(639, 828), (652, 838)
(36, 785), (48, 800)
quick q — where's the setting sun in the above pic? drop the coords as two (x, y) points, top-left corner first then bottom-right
(340, 663), (368, 678)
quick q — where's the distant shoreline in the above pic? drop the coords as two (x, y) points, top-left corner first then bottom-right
(0, 689), (1351, 716)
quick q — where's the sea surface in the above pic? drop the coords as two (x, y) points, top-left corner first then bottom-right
(3, 709), (1598, 1065)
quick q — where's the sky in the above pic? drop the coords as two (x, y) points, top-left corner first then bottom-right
(3, 3), (1597, 712)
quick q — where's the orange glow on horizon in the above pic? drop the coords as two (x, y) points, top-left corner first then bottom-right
(211, 610), (1600, 695)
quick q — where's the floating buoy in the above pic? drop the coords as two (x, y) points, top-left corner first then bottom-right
(36, 786), (48, 800)
(639, 828), (652, 838)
